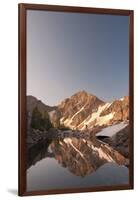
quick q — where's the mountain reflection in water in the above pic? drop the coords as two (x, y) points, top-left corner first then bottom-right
(27, 137), (129, 191)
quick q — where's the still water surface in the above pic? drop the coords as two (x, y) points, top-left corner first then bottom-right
(27, 137), (129, 191)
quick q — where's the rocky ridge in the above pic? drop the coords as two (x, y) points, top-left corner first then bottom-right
(27, 91), (129, 131)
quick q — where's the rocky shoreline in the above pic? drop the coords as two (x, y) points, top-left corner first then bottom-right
(27, 126), (129, 165)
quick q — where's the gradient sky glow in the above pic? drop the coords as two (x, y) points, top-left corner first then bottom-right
(27, 10), (129, 106)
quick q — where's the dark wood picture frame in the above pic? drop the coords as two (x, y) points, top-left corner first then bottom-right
(18, 3), (134, 196)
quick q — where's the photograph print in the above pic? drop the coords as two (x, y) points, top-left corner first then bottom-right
(19, 4), (134, 196)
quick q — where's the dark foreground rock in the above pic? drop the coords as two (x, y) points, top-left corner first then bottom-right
(27, 129), (48, 148)
(99, 125), (129, 159)
(27, 128), (60, 149)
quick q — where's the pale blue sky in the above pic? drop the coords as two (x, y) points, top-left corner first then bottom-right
(27, 10), (129, 106)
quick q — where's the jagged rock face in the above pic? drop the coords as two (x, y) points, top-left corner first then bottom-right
(100, 96), (129, 122)
(27, 129), (48, 147)
(51, 137), (126, 177)
(113, 125), (129, 158)
(27, 96), (56, 115)
(27, 93), (129, 131)
(58, 91), (104, 128)
(102, 126), (129, 158)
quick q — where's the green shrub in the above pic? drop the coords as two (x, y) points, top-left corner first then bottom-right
(30, 106), (52, 131)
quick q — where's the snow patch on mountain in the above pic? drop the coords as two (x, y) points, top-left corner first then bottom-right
(78, 103), (113, 130)
(96, 112), (114, 126)
(58, 94), (129, 131)
(96, 122), (128, 137)
(71, 105), (86, 120)
(60, 105), (86, 128)
(120, 97), (124, 101)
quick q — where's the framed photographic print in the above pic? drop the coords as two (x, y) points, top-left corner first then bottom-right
(18, 3), (134, 196)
